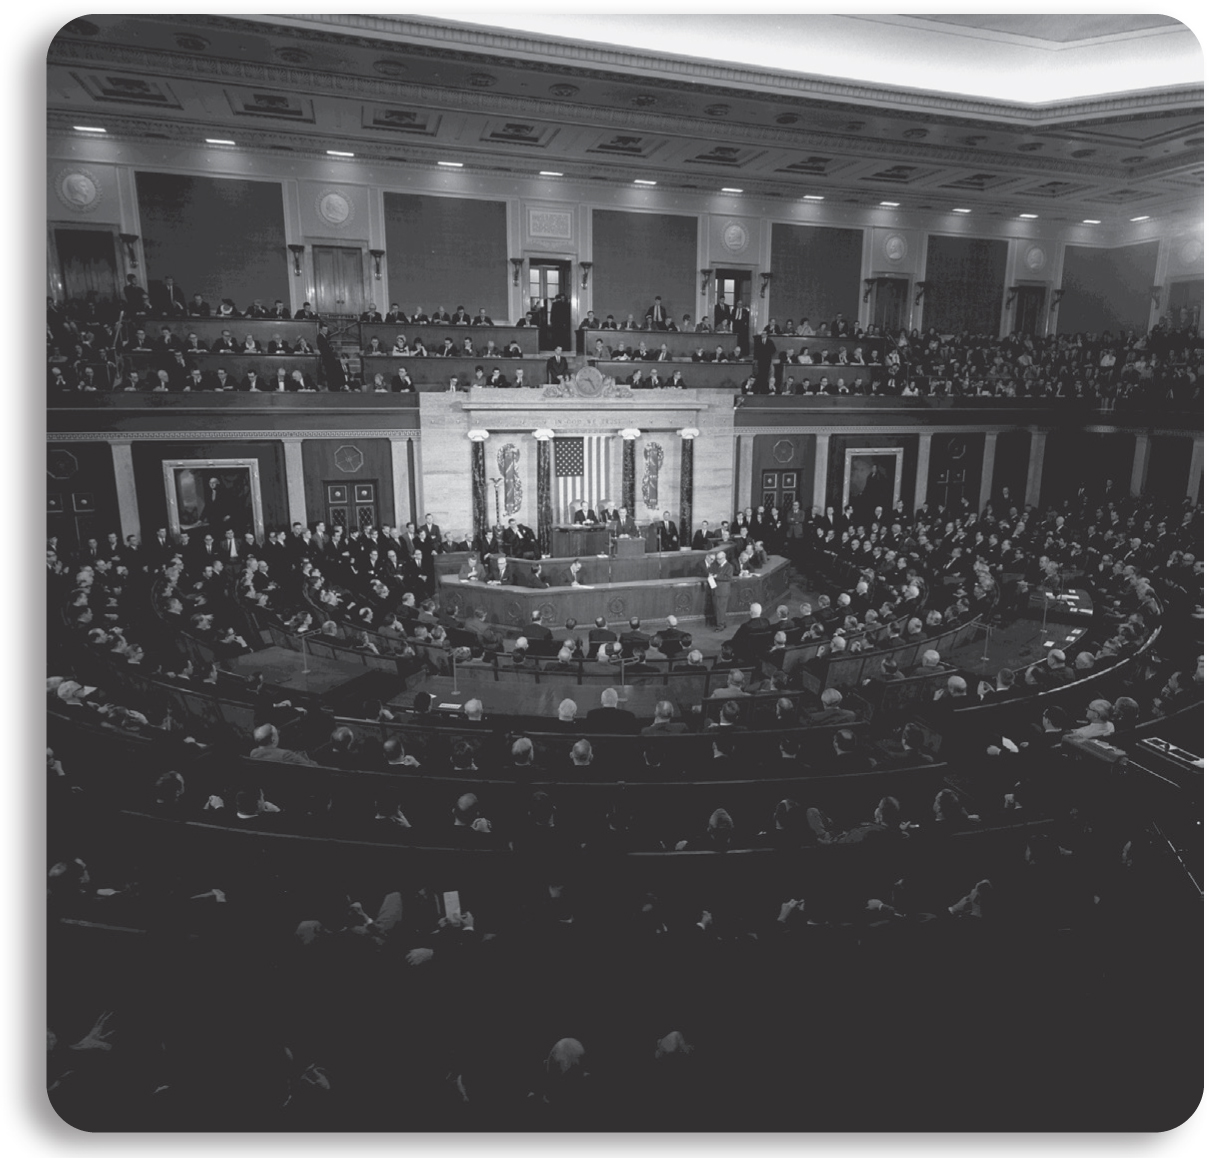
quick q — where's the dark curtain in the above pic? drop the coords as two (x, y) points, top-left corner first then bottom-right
(55, 229), (120, 306)
(471, 441), (488, 546)
(622, 439), (636, 513)
(769, 223), (863, 330)
(383, 193), (509, 323)
(679, 438), (694, 544)
(1059, 241), (1160, 336)
(923, 236), (1008, 335)
(592, 209), (697, 328)
(537, 439), (553, 556)
(135, 173), (288, 308)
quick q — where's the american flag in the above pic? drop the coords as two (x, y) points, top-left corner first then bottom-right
(554, 435), (613, 522)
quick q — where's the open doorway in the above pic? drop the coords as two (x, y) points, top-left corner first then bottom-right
(714, 268), (752, 330)
(528, 259), (572, 350)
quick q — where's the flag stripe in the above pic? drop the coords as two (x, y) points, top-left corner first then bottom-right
(555, 435), (612, 522)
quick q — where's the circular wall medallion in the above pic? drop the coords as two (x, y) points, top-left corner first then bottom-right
(883, 234), (907, 262)
(737, 585), (756, 606)
(607, 596), (627, 617)
(772, 439), (795, 465)
(538, 602), (556, 622)
(673, 591), (692, 615)
(1179, 239), (1203, 266)
(721, 220), (750, 254)
(316, 190), (353, 227)
(334, 444), (364, 473)
(54, 169), (101, 213)
(505, 601), (524, 625)
(1025, 246), (1047, 271)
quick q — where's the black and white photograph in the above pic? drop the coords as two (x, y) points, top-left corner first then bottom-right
(38, 8), (1204, 1143)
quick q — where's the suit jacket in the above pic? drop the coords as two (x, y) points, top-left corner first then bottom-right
(556, 566), (586, 586)
(584, 706), (640, 735)
(640, 720), (689, 736)
(573, 509), (600, 524)
(458, 559), (486, 582)
(654, 520), (680, 549)
(652, 627), (692, 656)
(526, 623), (553, 640)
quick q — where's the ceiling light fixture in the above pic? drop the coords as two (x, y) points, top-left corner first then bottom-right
(205, 138), (235, 146)
(437, 160), (463, 168)
(1082, 219), (1101, 224)
(326, 150), (354, 157)
(1130, 215), (1150, 222)
(634, 179), (657, 186)
(880, 201), (900, 207)
(802, 194), (824, 201)
(1019, 213), (1039, 219)
(721, 187), (743, 193)
(539, 170), (563, 177)
(953, 208), (972, 214)
(73, 126), (106, 133)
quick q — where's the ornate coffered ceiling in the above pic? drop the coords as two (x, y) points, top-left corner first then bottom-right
(47, 13), (1203, 222)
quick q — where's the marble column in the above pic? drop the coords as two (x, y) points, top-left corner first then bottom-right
(812, 432), (830, 511)
(536, 437), (553, 556)
(470, 439), (488, 544)
(914, 432), (932, 514)
(1188, 436), (1204, 502)
(110, 440), (140, 542)
(1129, 432), (1152, 499)
(281, 437), (307, 528)
(679, 435), (695, 543)
(621, 437), (637, 512)
(734, 434), (753, 514)
(389, 437), (412, 529)
(979, 432), (998, 512)
(1025, 431), (1047, 508)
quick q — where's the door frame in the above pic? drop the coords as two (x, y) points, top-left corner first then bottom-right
(869, 274), (909, 335)
(47, 222), (124, 304)
(524, 252), (578, 319)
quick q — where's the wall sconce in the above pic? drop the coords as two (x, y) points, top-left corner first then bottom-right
(700, 268), (715, 293)
(759, 272), (772, 299)
(118, 234), (140, 268)
(509, 257), (524, 287)
(913, 281), (930, 306)
(369, 249), (385, 280)
(678, 427), (700, 440)
(1150, 285), (1164, 309)
(862, 277), (887, 304)
(287, 244), (306, 276)
(579, 261), (593, 289)
(1050, 288), (1065, 312)
(619, 428), (642, 441)
(1005, 286), (1020, 310)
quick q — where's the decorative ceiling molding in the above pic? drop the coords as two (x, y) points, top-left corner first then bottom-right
(47, 430), (422, 443)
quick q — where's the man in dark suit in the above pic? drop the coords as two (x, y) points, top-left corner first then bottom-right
(645, 296), (669, 331)
(753, 329), (777, 392)
(616, 507), (639, 537)
(487, 554), (514, 585)
(555, 559), (586, 586)
(706, 551), (733, 630)
(524, 609), (553, 640)
(627, 648), (662, 675)
(714, 299), (732, 331)
(211, 329), (238, 353)
(587, 616), (617, 646)
(515, 562), (550, 590)
(458, 555), (486, 582)
(732, 300), (751, 356)
(691, 520), (713, 551)
(641, 700), (689, 736)
(155, 276), (188, 317)
(572, 500), (599, 525)
(545, 345), (571, 384)
(654, 511), (680, 551)
(651, 615), (691, 658)
(619, 617), (650, 658)
(585, 687), (639, 734)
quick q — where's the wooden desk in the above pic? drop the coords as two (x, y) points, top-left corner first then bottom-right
(359, 354), (547, 390)
(552, 525), (610, 556)
(359, 322), (539, 356)
(135, 319), (321, 344)
(595, 360), (751, 390)
(440, 556), (791, 627)
(126, 352), (318, 388)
